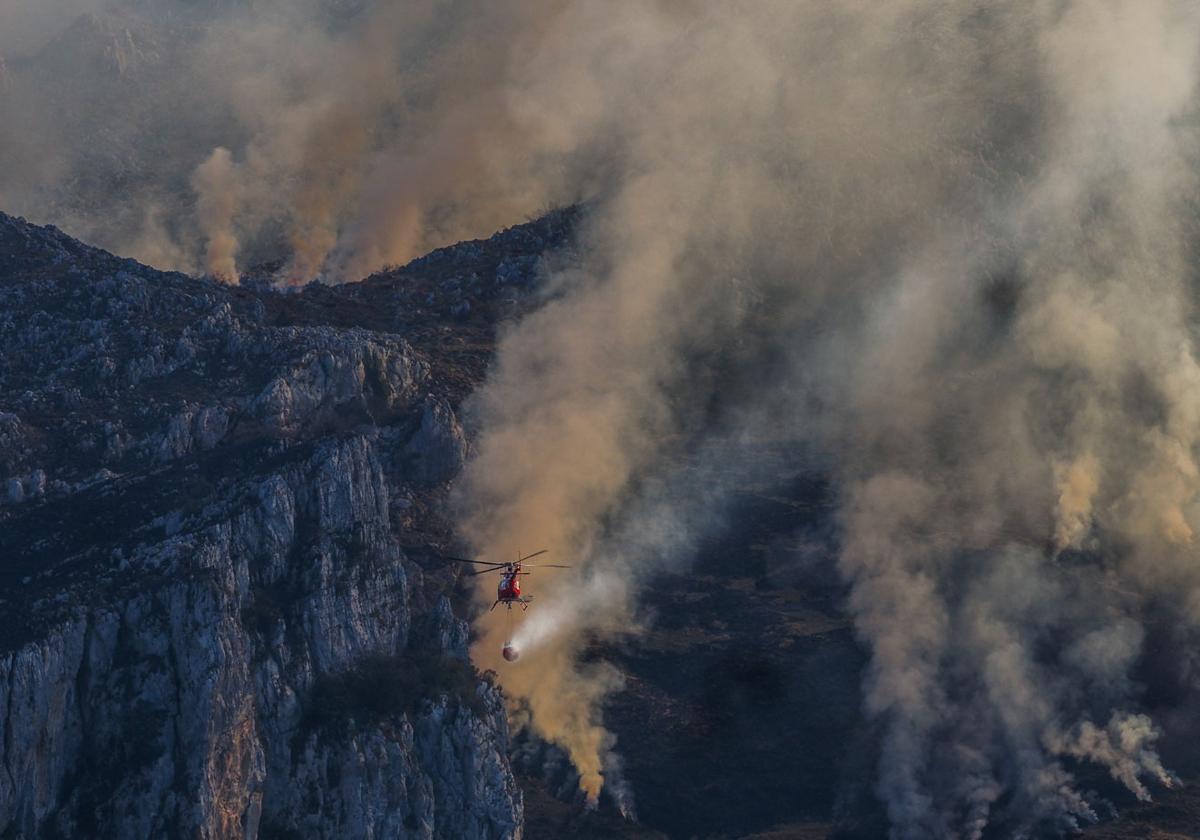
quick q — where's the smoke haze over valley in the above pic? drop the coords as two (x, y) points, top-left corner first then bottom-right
(6, 1), (1200, 838)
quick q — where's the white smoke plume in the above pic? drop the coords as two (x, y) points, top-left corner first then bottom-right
(191, 146), (240, 283)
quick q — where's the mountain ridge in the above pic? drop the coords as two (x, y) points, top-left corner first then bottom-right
(0, 206), (575, 838)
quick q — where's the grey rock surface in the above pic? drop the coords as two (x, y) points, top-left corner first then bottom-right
(0, 208), (575, 838)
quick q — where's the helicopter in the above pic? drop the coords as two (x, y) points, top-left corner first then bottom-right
(448, 549), (571, 612)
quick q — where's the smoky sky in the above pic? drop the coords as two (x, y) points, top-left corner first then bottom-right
(0, 0), (104, 55)
(6, 1), (1200, 837)
(0, 0), (584, 281)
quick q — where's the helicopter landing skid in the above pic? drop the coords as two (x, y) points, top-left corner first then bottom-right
(491, 597), (533, 612)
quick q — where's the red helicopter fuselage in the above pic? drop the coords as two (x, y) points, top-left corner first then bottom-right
(497, 566), (522, 601)
(492, 564), (532, 610)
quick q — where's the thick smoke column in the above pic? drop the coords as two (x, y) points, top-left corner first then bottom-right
(454, 0), (1200, 835)
(824, 4), (1200, 832)
(191, 147), (240, 283)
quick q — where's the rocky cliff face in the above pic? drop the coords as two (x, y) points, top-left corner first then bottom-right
(0, 209), (574, 838)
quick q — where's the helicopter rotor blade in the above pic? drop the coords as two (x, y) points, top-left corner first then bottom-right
(522, 563), (571, 569)
(444, 556), (506, 567)
(468, 567), (505, 576)
(517, 549), (549, 563)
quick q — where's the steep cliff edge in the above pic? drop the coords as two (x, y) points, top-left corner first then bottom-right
(0, 209), (574, 839)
